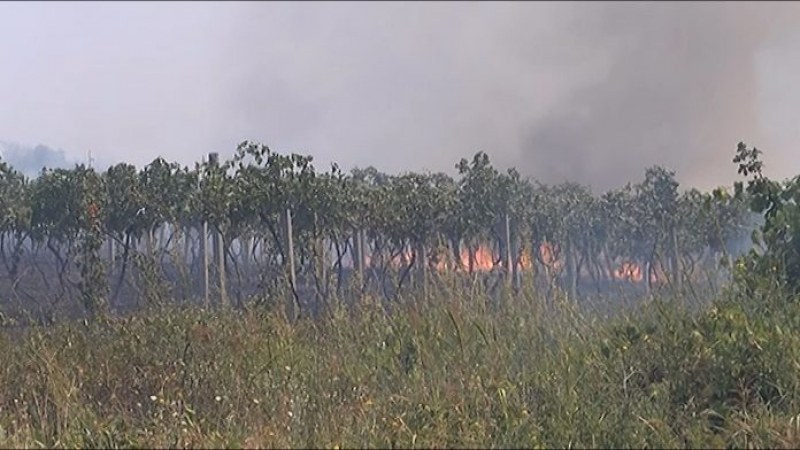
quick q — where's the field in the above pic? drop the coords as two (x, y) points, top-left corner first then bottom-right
(1, 278), (800, 449)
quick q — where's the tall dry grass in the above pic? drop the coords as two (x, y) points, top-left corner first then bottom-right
(0, 280), (799, 448)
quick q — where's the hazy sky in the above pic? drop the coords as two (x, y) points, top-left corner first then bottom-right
(1, 1), (799, 191)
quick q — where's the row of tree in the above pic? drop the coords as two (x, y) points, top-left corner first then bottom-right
(0, 141), (758, 319)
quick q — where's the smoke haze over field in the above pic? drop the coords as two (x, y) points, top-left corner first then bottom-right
(0, 141), (74, 177)
(0, 2), (799, 190)
(522, 2), (800, 191)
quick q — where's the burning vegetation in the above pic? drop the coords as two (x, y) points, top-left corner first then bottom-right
(357, 241), (663, 287)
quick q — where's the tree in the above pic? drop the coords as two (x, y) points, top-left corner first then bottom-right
(733, 141), (800, 293)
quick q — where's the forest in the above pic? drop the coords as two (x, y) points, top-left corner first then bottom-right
(0, 140), (762, 323)
(0, 141), (799, 448)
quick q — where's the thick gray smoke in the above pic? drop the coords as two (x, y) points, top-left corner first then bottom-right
(211, 2), (578, 175)
(519, 2), (800, 191)
(0, 2), (798, 190)
(215, 2), (800, 191)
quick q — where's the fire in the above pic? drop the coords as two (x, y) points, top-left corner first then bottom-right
(539, 242), (563, 271)
(425, 245), (498, 273)
(356, 242), (555, 274)
(387, 244), (499, 273)
(464, 245), (495, 272)
(612, 262), (660, 283)
(518, 251), (533, 270)
(614, 262), (643, 282)
(357, 240), (665, 286)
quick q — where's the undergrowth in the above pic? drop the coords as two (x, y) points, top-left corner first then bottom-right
(1, 282), (800, 449)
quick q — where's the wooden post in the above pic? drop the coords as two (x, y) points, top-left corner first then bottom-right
(217, 226), (227, 307)
(566, 236), (577, 301)
(199, 154), (211, 308)
(418, 240), (428, 297)
(207, 152), (227, 306)
(353, 229), (364, 282)
(158, 223), (166, 254)
(108, 237), (116, 272)
(312, 212), (326, 303)
(202, 221), (209, 307)
(670, 226), (682, 291)
(504, 213), (513, 288)
(210, 226), (218, 295)
(285, 208), (298, 319)
(513, 241), (522, 291)
(183, 226), (191, 266)
(468, 239), (476, 275)
(144, 228), (154, 256)
(320, 235), (327, 295)
(360, 229), (368, 290)
(242, 234), (252, 277)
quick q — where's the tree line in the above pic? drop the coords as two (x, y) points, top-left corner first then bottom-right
(0, 141), (759, 320)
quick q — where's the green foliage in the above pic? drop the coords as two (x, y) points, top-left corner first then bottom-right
(0, 143), (759, 310)
(733, 141), (800, 293)
(1, 285), (800, 448)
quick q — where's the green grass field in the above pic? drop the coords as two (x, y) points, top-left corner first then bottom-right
(1, 280), (799, 449)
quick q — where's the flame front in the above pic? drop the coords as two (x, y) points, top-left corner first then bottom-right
(612, 262), (660, 283)
(359, 241), (563, 274)
(463, 246), (495, 272)
(539, 243), (563, 271)
(360, 241), (662, 286)
(613, 262), (643, 282)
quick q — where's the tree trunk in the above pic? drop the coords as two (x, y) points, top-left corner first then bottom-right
(216, 226), (227, 307)
(468, 239), (476, 275)
(566, 236), (578, 301)
(108, 236), (116, 272)
(671, 226), (682, 291)
(284, 208), (299, 320)
(353, 229), (363, 280)
(202, 221), (209, 307)
(504, 213), (513, 288)
(417, 240), (428, 297)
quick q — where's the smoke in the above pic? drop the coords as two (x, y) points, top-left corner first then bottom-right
(211, 2), (582, 174)
(0, 141), (74, 178)
(518, 2), (800, 191)
(164, 1), (800, 189)
(1, 2), (799, 189)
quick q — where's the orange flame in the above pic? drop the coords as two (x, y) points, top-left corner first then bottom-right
(465, 245), (495, 272)
(518, 251), (533, 271)
(359, 242), (549, 274)
(539, 242), (563, 271)
(612, 262), (660, 283)
(613, 262), (643, 282)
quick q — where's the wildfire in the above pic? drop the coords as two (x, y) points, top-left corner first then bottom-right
(614, 262), (643, 282)
(539, 243), (563, 271)
(612, 262), (659, 283)
(356, 241), (561, 274)
(373, 244), (499, 273)
(418, 245), (497, 273)
(357, 240), (664, 286)
(462, 245), (495, 272)
(518, 251), (533, 271)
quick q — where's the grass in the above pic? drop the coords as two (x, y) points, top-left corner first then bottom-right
(1, 281), (800, 448)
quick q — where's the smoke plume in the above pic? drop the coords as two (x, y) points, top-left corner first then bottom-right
(0, 2), (799, 190)
(518, 2), (800, 191)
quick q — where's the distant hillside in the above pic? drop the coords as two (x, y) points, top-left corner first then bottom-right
(0, 140), (75, 177)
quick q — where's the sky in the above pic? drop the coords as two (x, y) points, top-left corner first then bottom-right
(0, 1), (799, 191)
